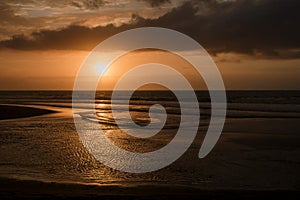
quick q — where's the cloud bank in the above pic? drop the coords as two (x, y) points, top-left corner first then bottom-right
(1, 0), (300, 58)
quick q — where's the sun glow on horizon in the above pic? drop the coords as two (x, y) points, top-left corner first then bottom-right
(0, 49), (299, 90)
(96, 63), (107, 75)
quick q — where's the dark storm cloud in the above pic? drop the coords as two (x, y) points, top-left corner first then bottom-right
(0, 24), (128, 50)
(1, 0), (300, 58)
(159, 0), (300, 58)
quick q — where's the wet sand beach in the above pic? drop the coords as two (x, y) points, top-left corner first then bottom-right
(0, 91), (299, 199)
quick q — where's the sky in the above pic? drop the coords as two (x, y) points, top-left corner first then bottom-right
(0, 0), (299, 90)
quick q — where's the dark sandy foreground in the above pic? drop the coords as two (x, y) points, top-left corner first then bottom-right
(0, 177), (299, 200)
(0, 105), (56, 120)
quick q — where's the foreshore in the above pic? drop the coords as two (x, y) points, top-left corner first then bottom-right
(0, 92), (299, 199)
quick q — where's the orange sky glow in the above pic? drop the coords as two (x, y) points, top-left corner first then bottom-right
(0, 0), (299, 90)
(0, 49), (299, 90)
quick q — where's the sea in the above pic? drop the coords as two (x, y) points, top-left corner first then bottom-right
(0, 91), (299, 190)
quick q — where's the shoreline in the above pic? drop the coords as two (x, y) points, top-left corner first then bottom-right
(0, 105), (57, 120)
